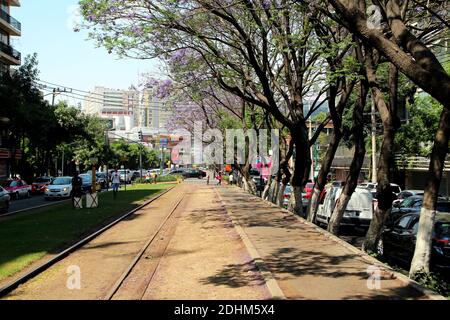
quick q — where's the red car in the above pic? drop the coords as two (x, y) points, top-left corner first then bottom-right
(31, 176), (54, 194)
(2, 179), (31, 200)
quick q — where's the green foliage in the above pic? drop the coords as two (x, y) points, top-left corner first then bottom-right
(412, 271), (450, 297)
(396, 95), (444, 157)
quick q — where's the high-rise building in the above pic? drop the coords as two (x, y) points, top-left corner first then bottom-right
(83, 86), (139, 131)
(0, 0), (21, 74)
(139, 88), (173, 130)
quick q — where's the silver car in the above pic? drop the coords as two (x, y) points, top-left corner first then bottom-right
(0, 186), (11, 213)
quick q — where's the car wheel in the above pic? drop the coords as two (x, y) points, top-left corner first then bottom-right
(376, 238), (384, 257)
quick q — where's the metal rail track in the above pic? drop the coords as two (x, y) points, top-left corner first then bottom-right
(105, 194), (185, 300)
(0, 186), (176, 298)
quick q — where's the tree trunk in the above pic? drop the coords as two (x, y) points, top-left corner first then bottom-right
(363, 62), (400, 252)
(327, 79), (368, 235)
(307, 129), (343, 223)
(410, 106), (450, 276)
(286, 124), (311, 216)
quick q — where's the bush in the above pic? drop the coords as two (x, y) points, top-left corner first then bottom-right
(412, 271), (450, 297)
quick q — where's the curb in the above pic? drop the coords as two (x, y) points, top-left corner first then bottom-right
(215, 188), (286, 300)
(225, 186), (446, 300)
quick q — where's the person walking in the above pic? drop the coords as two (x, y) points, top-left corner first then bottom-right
(71, 171), (82, 208)
(229, 172), (234, 185)
(216, 172), (222, 186)
(111, 169), (120, 198)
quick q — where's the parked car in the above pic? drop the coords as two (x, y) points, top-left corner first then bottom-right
(392, 190), (424, 206)
(0, 186), (11, 213)
(2, 179), (31, 200)
(389, 196), (450, 225)
(363, 182), (402, 196)
(316, 186), (374, 229)
(31, 176), (54, 194)
(44, 177), (73, 200)
(166, 169), (185, 176)
(79, 174), (101, 193)
(183, 169), (207, 179)
(378, 212), (450, 273)
(283, 184), (292, 208)
(96, 172), (108, 189)
(118, 169), (132, 184)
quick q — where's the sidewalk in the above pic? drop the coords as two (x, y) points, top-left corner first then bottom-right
(217, 186), (439, 300)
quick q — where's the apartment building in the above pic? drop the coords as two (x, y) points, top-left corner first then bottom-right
(83, 86), (139, 131)
(0, 0), (20, 180)
(139, 88), (173, 130)
(0, 0), (21, 74)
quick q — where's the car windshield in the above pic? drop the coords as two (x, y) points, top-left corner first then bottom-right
(79, 175), (91, 182)
(391, 185), (401, 194)
(52, 178), (71, 185)
(435, 222), (450, 238)
(2, 180), (13, 187)
(35, 178), (50, 183)
(118, 170), (128, 174)
(400, 197), (417, 208)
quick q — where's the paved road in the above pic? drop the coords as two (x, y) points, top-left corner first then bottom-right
(6, 194), (69, 215)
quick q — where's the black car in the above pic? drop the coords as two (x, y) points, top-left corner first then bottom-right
(389, 196), (450, 225)
(379, 212), (450, 273)
(389, 195), (424, 224)
(183, 169), (206, 179)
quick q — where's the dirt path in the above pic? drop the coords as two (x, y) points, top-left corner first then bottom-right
(217, 186), (437, 300)
(142, 186), (270, 300)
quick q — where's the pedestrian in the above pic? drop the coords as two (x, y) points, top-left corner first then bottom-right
(229, 172), (234, 185)
(207, 173), (210, 185)
(216, 172), (222, 186)
(71, 171), (82, 208)
(111, 169), (120, 198)
(154, 173), (158, 184)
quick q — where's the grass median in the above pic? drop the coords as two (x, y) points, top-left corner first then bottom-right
(0, 183), (174, 282)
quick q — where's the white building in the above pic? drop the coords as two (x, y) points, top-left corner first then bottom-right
(83, 86), (139, 132)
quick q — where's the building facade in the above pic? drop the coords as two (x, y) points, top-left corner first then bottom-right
(83, 86), (139, 132)
(0, 0), (20, 73)
(139, 88), (172, 130)
(0, 0), (20, 180)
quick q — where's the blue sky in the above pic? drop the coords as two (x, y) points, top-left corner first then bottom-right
(12, 0), (162, 105)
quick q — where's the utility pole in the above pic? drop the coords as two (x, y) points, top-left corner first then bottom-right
(51, 87), (72, 106)
(61, 150), (64, 176)
(371, 99), (377, 183)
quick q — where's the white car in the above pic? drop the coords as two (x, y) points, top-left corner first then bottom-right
(316, 186), (374, 229)
(44, 176), (73, 200)
(360, 182), (402, 196)
(0, 186), (11, 213)
(118, 169), (132, 184)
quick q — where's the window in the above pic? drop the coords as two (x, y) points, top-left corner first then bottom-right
(411, 219), (419, 235)
(397, 215), (414, 229)
(413, 200), (423, 208)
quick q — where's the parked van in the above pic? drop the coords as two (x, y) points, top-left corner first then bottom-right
(316, 186), (374, 228)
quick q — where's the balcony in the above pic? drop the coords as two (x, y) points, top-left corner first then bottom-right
(0, 7), (21, 36)
(0, 41), (20, 65)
